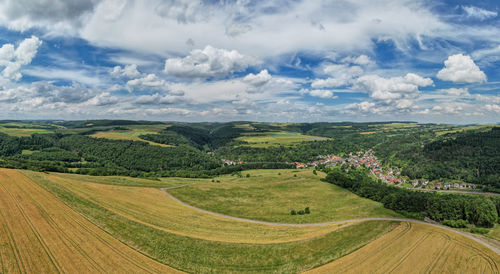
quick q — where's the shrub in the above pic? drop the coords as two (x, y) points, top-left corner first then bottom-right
(313, 170), (317, 175)
(290, 209), (296, 215)
(470, 227), (489, 234)
(443, 219), (468, 228)
(294, 174), (297, 177)
(305, 207), (310, 214)
(298, 210), (305, 215)
(246, 174), (250, 178)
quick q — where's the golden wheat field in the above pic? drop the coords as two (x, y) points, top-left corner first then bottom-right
(0, 168), (179, 273)
(307, 222), (500, 273)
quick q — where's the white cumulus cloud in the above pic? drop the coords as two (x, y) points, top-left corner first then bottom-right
(242, 70), (272, 87)
(437, 54), (486, 83)
(300, 88), (336, 99)
(0, 35), (42, 81)
(110, 64), (141, 78)
(355, 73), (433, 101)
(164, 45), (257, 78)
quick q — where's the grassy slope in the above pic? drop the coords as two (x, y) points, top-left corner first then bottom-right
(307, 222), (500, 273)
(169, 169), (402, 223)
(22, 169), (395, 273)
(44, 172), (348, 244)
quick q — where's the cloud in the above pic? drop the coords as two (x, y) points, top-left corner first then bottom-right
(438, 87), (471, 97)
(300, 88), (336, 99)
(30, 82), (96, 104)
(133, 93), (182, 105)
(75, 0), (451, 58)
(0, 0), (98, 33)
(355, 73), (433, 101)
(461, 6), (497, 21)
(23, 66), (101, 86)
(0, 35), (42, 81)
(437, 54), (487, 83)
(311, 64), (363, 88)
(225, 24), (253, 37)
(154, 0), (206, 24)
(126, 73), (166, 89)
(164, 45), (257, 78)
(485, 104), (500, 113)
(341, 55), (375, 66)
(432, 103), (463, 114)
(110, 64), (141, 78)
(242, 69), (272, 87)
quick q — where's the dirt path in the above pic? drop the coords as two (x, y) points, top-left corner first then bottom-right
(161, 188), (500, 255)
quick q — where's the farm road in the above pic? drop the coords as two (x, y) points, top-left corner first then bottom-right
(161, 187), (500, 255)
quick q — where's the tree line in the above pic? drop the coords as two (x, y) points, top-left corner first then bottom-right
(323, 167), (499, 228)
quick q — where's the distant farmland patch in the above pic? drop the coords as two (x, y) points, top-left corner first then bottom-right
(236, 131), (330, 147)
(90, 129), (174, 147)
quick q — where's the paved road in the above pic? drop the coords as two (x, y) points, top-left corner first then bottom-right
(161, 187), (500, 255)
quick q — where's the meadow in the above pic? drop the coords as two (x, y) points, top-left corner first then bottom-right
(169, 169), (401, 223)
(236, 131), (329, 147)
(42, 172), (349, 244)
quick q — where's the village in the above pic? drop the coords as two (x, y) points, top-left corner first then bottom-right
(299, 149), (478, 191)
(222, 149), (477, 191)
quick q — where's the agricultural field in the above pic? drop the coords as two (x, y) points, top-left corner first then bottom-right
(0, 168), (178, 273)
(19, 169), (398, 273)
(307, 222), (500, 273)
(236, 131), (329, 147)
(90, 128), (174, 147)
(38, 172), (349, 243)
(168, 169), (402, 223)
(1, 167), (498, 273)
(0, 126), (53, 137)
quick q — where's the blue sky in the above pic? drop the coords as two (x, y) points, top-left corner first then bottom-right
(0, 0), (499, 123)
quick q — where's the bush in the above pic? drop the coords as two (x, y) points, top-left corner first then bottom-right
(246, 174), (250, 178)
(293, 174), (297, 177)
(290, 209), (296, 215)
(443, 219), (468, 228)
(298, 210), (305, 215)
(470, 227), (489, 234)
(313, 170), (317, 175)
(305, 207), (310, 214)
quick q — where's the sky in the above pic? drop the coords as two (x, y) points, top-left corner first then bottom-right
(0, 0), (499, 123)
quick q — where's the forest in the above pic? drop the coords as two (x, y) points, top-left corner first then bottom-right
(323, 167), (499, 228)
(0, 121), (499, 187)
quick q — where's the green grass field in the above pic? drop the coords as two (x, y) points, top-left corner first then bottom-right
(169, 169), (402, 223)
(22, 169), (397, 273)
(236, 131), (330, 147)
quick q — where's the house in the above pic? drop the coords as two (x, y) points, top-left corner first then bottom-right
(435, 182), (442, 188)
(460, 184), (466, 189)
(453, 183), (460, 188)
(444, 183), (451, 188)
(421, 181), (429, 186)
(412, 180), (419, 187)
